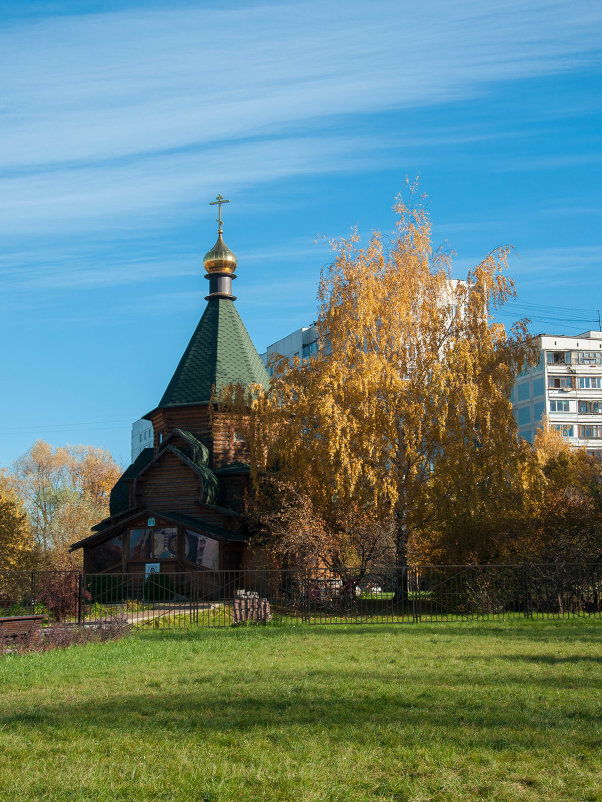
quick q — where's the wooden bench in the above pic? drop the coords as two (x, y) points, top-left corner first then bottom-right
(0, 615), (45, 640)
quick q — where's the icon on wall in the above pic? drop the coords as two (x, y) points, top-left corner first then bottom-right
(145, 563), (160, 579)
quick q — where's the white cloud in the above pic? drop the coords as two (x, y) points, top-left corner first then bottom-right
(0, 134), (391, 235)
(1, 1), (601, 169)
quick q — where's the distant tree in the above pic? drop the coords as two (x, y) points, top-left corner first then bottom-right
(11, 441), (121, 568)
(0, 470), (37, 571)
(223, 185), (538, 574)
(499, 422), (602, 564)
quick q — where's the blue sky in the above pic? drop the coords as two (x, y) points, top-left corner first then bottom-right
(1, 0), (601, 467)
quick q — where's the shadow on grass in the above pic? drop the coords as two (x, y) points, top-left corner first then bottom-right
(137, 618), (602, 645)
(2, 651), (600, 743)
(491, 654), (602, 664)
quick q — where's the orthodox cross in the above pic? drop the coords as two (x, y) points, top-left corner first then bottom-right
(210, 194), (230, 233)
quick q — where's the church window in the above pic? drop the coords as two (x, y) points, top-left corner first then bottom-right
(185, 530), (219, 569)
(128, 527), (178, 560)
(88, 536), (123, 573)
(152, 528), (178, 559)
(129, 529), (153, 560)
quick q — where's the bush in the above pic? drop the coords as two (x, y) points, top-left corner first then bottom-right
(35, 573), (89, 622)
(144, 573), (174, 602)
(0, 617), (132, 656)
(87, 575), (124, 604)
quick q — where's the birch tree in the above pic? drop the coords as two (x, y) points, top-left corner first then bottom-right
(224, 188), (538, 571)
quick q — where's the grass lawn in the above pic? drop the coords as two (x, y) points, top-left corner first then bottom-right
(0, 620), (600, 801)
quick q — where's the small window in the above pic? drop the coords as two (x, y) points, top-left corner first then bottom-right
(578, 401), (602, 414)
(575, 351), (602, 366)
(548, 376), (574, 389)
(552, 424), (574, 437)
(579, 377), (602, 389)
(546, 351), (570, 365)
(579, 425), (602, 439)
(550, 400), (569, 412)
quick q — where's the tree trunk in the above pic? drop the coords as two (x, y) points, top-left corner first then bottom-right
(393, 518), (409, 605)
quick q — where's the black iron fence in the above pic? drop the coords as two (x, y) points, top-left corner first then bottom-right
(0, 563), (600, 629)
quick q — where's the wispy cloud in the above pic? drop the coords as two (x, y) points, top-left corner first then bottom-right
(509, 245), (602, 283)
(0, 134), (392, 235)
(1, 0), (601, 237)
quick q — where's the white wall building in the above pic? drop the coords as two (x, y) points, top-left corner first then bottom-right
(131, 417), (154, 463)
(260, 323), (320, 375)
(512, 330), (602, 459)
(262, 321), (602, 461)
(260, 280), (467, 374)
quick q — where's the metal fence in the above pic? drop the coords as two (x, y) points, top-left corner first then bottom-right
(0, 563), (600, 629)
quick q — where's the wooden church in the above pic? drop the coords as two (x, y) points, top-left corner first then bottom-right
(70, 198), (269, 575)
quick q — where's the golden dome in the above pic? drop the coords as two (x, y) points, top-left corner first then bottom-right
(203, 232), (237, 275)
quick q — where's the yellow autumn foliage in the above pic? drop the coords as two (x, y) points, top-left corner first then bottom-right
(223, 187), (540, 566)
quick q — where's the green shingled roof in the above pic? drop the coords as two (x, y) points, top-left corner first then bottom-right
(158, 298), (269, 408)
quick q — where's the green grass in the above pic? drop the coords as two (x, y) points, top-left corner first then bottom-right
(0, 619), (600, 801)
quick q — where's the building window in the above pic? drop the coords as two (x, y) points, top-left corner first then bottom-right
(532, 377), (545, 397)
(579, 377), (602, 389)
(578, 401), (602, 414)
(546, 351), (570, 365)
(550, 400), (569, 412)
(302, 340), (319, 360)
(552, 424), (574, 437)
(517, 382), (530, 402)
(185, 530), (219, 570)
(518, 406), (531, 425)
(573, 351), (602, 366)
(548, 376), (575, 390)
(579, 425), (602, 439)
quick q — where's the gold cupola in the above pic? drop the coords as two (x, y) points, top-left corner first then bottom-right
(203, 231), (238, 275)
(204, 194), (237, 301)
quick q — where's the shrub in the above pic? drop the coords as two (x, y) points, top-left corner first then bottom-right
(144, 573), (174, 602)
(35, 573), (89, 622)
(0, 617), (132, 656)
(87, 575), (124, 604)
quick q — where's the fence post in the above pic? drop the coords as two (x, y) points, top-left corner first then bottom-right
(523, 563), (531, 618)
(77, 573), (83, 625)
(30, 571), (35, 614)
(305, 568), (311, 625)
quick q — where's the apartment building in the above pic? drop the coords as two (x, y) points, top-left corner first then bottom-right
(262, 324), (602, 461)
(512, 330), (602, 458)
(131, 417), (154, 462)
(260, 323), (320, 376)
(260, 280), (469, 373)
